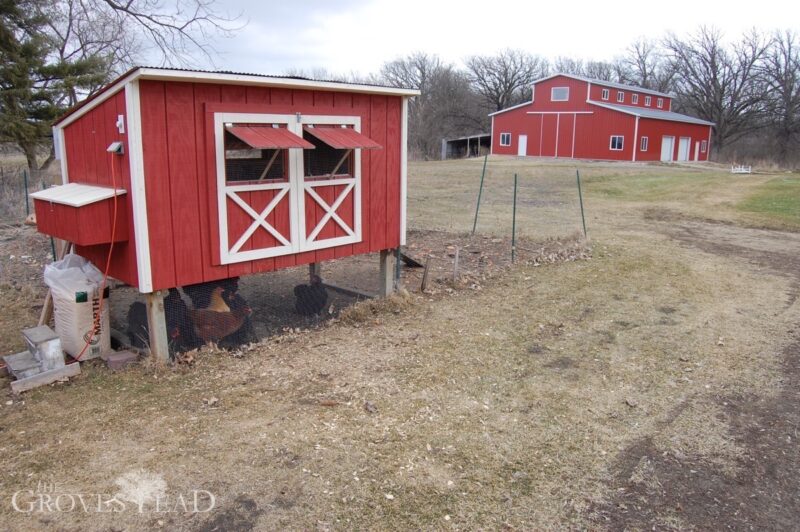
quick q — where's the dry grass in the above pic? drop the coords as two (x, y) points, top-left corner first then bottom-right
(0, 157), (798, 530)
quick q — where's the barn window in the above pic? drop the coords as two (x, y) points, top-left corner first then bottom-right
(601, 88), (610, 100)
(551, 87), (569, 101)
(644, 95), (652, 106)
(701, 140), (707, 153)
(610, 135), (624, 151)
(640, 136), (649, 151)
(632, 94), (639, 104)
(223, 124), (309, 183)
(657, 98), (664, 108)
(500, 132), (511, 146)
(617, 91), (625, 103)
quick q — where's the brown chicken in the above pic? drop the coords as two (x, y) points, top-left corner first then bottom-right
(190, 286), (252, 343)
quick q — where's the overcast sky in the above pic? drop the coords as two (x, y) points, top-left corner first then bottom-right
(209, 0), (796, 76)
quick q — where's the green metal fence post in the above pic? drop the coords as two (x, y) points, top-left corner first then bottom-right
(471, 154), (488, 234)
(576, 169), (587, 239)
(511, 173), (518, 263)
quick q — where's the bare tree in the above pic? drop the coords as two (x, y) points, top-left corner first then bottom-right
(618, 38), (676, 93)
(465, 49), (549, 112)
(553, 56), (584, 75)
(664, 27), (771, 155)
(760, 30), (800, 163)
(379, 52), (483, 159)
(584, 60), (618, 82)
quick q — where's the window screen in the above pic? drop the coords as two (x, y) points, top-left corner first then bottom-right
(610, 135), (624, 151)
(303, 128), (352, 178)
(224, 130), (287, 182)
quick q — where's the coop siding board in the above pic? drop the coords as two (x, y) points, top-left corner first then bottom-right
(220, 84), (253, 278)
(165, 82), (205, 286)
(195, 83), (229, 282)
(292, 89), (318, 266)
(385, 96), (401, 249)
(368, 95), (388, 252)
(139, 80), (177, 290)
(351, 93), (372, 255)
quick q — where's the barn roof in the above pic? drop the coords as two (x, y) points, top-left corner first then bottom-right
(54, 66), (420, 127)
(589, 101), (715, 126)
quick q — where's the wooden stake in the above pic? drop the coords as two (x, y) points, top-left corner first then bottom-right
(145, 291), (170, 364)
(453, 247), (460, 283)
(421, 257), (431, 292)
(309, 262), (321, 282)
(378, 249), (395, 297)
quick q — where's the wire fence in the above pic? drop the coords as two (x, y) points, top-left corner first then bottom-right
(0, 165), (35, 224)
(408, 156), (590, 243)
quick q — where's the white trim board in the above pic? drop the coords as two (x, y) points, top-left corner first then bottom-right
(124, 80), (154, 293)
(400, 96), (408, 246)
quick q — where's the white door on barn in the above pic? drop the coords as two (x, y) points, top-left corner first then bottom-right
(517, 135), (528, 157)
(661, 136), (675, 162)
(677, 137), (691, 161)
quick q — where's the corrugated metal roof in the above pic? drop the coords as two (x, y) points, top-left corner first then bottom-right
(54, 66), (420, 127)
(30, 183), (127, 207)
(226, 125), (314, 149)
(590, 101), (715, 126)
(303, 126), (382, 150)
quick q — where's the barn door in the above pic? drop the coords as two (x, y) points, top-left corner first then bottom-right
(296, 117), (380, 252)
(215, 113), (312, 264)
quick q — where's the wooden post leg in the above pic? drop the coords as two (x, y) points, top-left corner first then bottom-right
(378, 250), (395, 297)
(309, 262), (321, 282)
(145, 290), (170, 364)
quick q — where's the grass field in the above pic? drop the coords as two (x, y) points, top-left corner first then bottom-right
(0, 157), (798, 530)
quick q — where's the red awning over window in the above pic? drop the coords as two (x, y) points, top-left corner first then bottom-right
(303, 126), (382, 150)
(226, 125), (314, 149)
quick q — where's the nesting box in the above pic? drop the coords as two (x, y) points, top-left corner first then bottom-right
(36, 67), (419, 293)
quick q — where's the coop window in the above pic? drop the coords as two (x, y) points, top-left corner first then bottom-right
(617, 91), (625, 103)
(551, 87), (569, 101)
(632, 94), (639, 104)
(701, 140), (707, 153)
(223, 124), (312, 183)
(601, 88), (610, 100)
(657, 98), (664, 108)
(610, 135), (624, 151)
(302, 125), (381, 179)
(500, 132), (511, 146)
(644, 95), (652, 106)
(640, 136), (649, 151)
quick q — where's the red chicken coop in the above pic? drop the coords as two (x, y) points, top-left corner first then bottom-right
(31, 67), (419, 361)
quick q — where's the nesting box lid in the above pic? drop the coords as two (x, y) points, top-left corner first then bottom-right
(30, 183), (127, 207)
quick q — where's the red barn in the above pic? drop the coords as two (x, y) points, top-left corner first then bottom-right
(31, 67), (418, 360)
(490, 74), (714, 162)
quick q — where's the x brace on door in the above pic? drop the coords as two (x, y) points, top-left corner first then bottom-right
(304, 180), (356, 243)
(227, 187), (291, 254)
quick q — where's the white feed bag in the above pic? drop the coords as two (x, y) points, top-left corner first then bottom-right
(43, 254), (110, 359)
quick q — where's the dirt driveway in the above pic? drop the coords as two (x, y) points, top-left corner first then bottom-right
(593, 211), (800, 530)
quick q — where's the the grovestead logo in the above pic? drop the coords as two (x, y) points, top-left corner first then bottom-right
(11, 470), (215, 514)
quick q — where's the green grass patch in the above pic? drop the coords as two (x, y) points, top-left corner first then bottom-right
(583, 172), (729, 202)
(737, 177), (800, 227)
